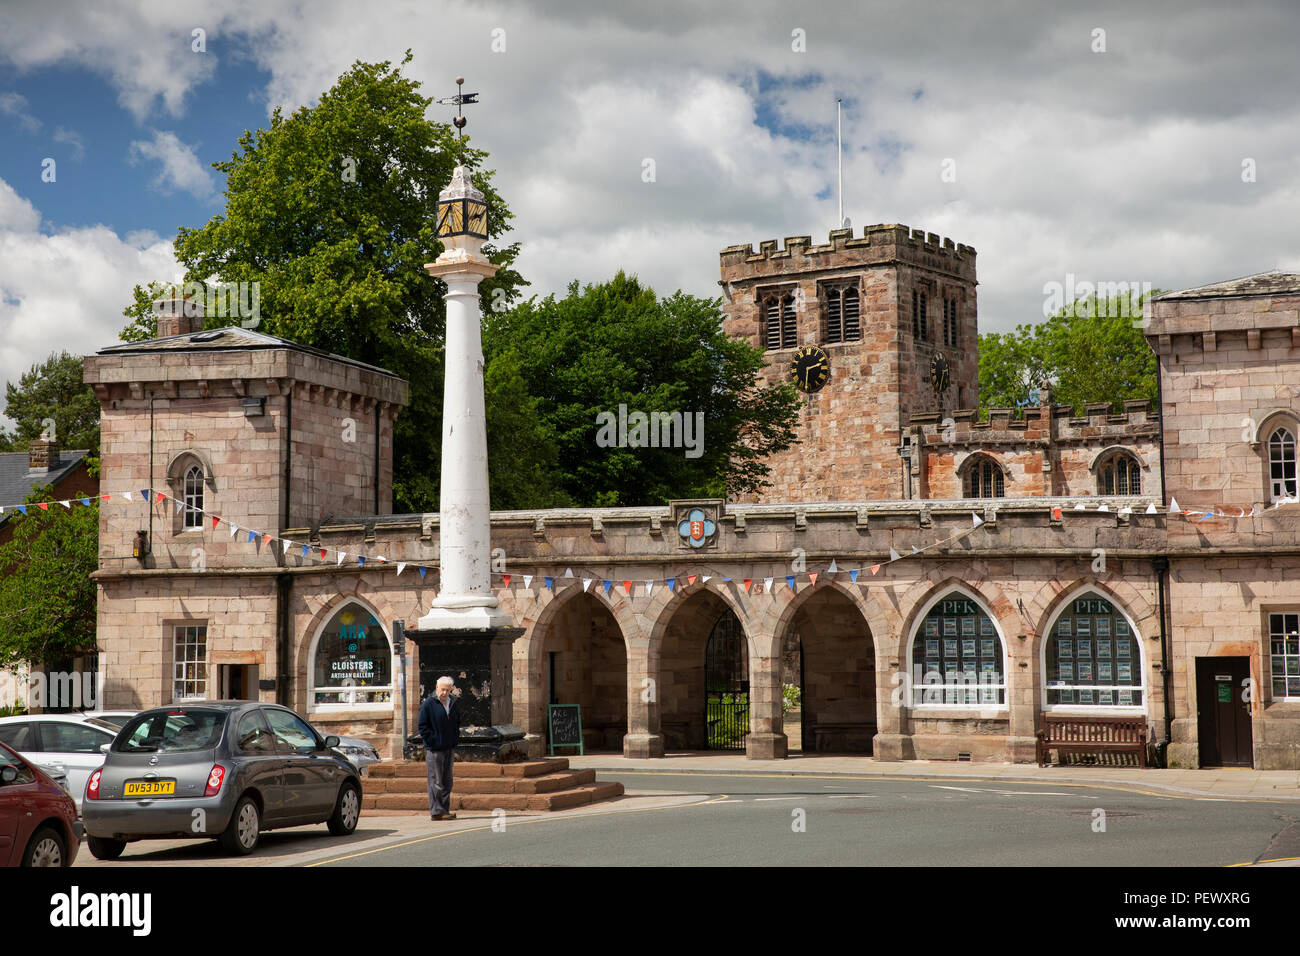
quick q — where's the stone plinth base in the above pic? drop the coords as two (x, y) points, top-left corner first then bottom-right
(623, 733), (664, 758)
(872, 733), (914, 761)
(746, 732), (787, 760)
(362, 757), (625, 813)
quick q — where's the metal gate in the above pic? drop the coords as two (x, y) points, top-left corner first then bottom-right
(705, 609), (749, 750)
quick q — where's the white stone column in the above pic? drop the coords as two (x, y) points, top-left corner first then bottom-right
(418, 166), (511, 631)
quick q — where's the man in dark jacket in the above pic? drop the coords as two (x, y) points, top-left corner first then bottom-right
(418, 676), (460, 820)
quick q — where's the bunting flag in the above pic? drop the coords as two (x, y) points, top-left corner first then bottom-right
(809, 572), (819, 585)
(849, 569), (859, 584)
(623, 580), (632, 595)
(870, 565), (880, 575)
(764, 576), (773, 593)
(1145, 503), (1158, 515)
(122, 491), (133, 502)
(319, 548), (327, 560)
(687, 575), (697, 586)
(282, 539), (293, 554)
(397, 562), (406, 577)
(667, 578), (676, 593)
(743, 578), (753, 593)
(1168, 497), (1181, 514)
(786, 575), (795, 591)
(564, 568), (574, 578)
(544, 577), (554, 591)
(644, 580), (653, 596)
(523, 575), (533, 589)
(602, 580), (613, 595)
(889, 548), (902, 562)
(263, 533), (273, 547)
(211, 515), (220, 531)
(1051, 507), (1062, 520)
(972, 512), (984, 527)
(582, 578), (592, 592)
(337, 551), (346, 565)
(139, 489), (149, 501)
(17, 505), (26, 515)
(230, 523), (239, 538)
(155, 492), (166, 505)
(357, 556), (365, 566)
(80, 498), (91, 507)
(301, 544), (310, 558)
(37, 502), (48, 511)
(827, 559), (838, 573)
(59, 500), (71, 509)
(502, 574), (511, 587)
(247, 530), (257, 543)
(100, 494), (111, 503)
(174, 499), (184, 515)
(702, 575), (712, 584)
(419, 566), (427, 581)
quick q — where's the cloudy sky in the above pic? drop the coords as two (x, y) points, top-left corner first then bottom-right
(1, 0), (1299, 430)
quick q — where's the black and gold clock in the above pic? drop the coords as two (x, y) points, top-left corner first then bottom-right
(929, 353), (950, 394)
(790, 346), (831, 393)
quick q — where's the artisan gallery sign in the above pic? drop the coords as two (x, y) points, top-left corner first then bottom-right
(313, 603), (393, 705)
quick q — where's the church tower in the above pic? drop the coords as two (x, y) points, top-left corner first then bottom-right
(720, 224), (978, 502)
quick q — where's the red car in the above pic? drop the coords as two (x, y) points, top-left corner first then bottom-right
(0, 740), (80, 866)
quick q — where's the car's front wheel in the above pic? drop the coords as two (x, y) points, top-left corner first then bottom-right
(87, 836), (126, 860)
(327, 781), (361, 835)
(220, 795), (261, 856)
(22, 827), (68, 867)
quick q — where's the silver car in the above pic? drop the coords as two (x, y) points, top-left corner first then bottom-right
(81, 701), (363, 858)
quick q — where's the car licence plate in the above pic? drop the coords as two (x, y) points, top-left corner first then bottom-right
(124, 779), (176, 797)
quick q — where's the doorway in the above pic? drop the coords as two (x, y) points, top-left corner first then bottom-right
(1195, 657), (1253, 767)
(704, 609), (749, 751)
(218, 664), (257, 700)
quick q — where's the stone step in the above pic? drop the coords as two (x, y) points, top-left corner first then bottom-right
(364, 768), (599, 796)
(375, 757), (571, 779)
(359, 776), (624, 815)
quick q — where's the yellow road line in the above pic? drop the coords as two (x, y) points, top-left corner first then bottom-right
(305, 793), (729, 867)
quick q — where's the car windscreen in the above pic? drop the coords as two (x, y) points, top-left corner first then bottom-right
(116, 710), (227, 753)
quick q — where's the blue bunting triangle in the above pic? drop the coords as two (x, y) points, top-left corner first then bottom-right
(667, 578), (676, 592)
(544, 576), (554, 591)
(850, 569), (859, 583)
(418, 566), (427, 581)
(786, 575), (795, 590)
(603, 579), (613, 595)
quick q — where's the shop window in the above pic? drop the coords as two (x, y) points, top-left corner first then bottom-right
(1045, 594), (1143, 707)
(1269, 427), (1297, 501)
(1269, 613), (1300, 700)
(310, 603), (393, 709)
(173, 624), (207, 701)
(911, 593), (1006, 706)
(1098, 453), (1142, 496)
(963, 454), (1005, 498)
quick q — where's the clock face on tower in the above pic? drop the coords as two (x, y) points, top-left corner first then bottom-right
(790, 346), (831, 393)
(929, 353), (950, 394)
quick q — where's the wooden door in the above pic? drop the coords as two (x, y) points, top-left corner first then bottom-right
(1196, 657), (1253, 767)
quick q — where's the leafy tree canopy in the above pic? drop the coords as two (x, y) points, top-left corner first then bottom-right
(485, 272), (801, 506)
(977, 291), (1161, 415)
(0, 486), (98, 668)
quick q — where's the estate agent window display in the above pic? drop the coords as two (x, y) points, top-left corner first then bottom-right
(1044, 594), (1144, 711)
(310, 604), (394, 711)
(910, 594), (1007, 707)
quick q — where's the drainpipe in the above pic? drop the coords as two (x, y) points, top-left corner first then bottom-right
(1154, 555), (1172, 762)
(276, 573), (292, 707)
(148, 392), (155, 565)
(282, 389), (293, 529)
(373, 402), (381, 515)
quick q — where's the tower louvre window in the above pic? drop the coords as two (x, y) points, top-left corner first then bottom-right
(919, 291), (929, 342)
(943, 297), (958, 348)
(824, 285), (861, 344)
(762, 292), (797, 350)
(912, 290), (920, 339)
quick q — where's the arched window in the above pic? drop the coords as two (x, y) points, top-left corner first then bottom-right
(911, 592), (1006, 706)
(183, 464), (204, 529)
(309, 603), (393, 710)
(1098, 453), (1142, 496)
(1044, 593), (1143, 708)
(761, 291), (797, 350)
(1269, 427), (1297, 501)
(963, 455), (1004, 498)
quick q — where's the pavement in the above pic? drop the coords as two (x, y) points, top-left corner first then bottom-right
(561, 751), (1300, 801)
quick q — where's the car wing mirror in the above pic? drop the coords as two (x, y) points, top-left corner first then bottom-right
(324, 735), (341, 749)
(0, 766), (17, 784)
(100, 743), (111, 754)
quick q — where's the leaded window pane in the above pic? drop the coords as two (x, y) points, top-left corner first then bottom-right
(912, 595), (1005, 706)
(1046, 595), (1143, 707)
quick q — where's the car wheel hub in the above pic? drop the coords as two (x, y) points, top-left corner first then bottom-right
(238, 804), (258, 848)
(342, 788), (359, 828)
(32, 837), (61, 867)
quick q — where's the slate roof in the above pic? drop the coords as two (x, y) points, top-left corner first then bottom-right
(1154, 271), (1300, 301)
(94, 326), (400, 379)
(0, 448), (90, 529)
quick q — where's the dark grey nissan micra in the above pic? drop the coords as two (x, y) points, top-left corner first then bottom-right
(82, 701), (363, 859)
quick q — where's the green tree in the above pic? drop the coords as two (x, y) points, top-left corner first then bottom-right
(0, 352), (101, 471)
(125, 53), (526, 513)
(0, 486), (99, 668)
(977, 291), (1160, 415)
(485, 273), (801, 506)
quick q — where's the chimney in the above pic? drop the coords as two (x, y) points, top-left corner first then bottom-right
(29, 438), (59, 473)
(154, 294), (205, 338)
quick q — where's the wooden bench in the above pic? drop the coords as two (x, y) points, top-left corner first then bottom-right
(1036, 714), (1148, 767)
(810, 722), (877, 753)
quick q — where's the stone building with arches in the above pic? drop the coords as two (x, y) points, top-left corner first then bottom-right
(82, 234), (1300, 770)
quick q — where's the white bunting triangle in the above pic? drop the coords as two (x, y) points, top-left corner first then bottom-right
(524, 575), (533, 589)
(230, 523), (239, 537)
(764, 576), (773, 593)
(1119, 506), (1133, 516)
(282, 539), (293, 553)
(123, 491), (133, 502)
(1145, 503), (1158, 514)
(889, 548), (901, 562)
(337, 552), (346, 565)
(175, 499), (185, 515)
(827, 559), (838, 573)
(60, 500), (71, 509)
(1168, 497), (1181, 514)
(644, 580), (653, 596)
(702, 575), (712, 583)
(565, 568), (574, 577)
(972, 513), (983, 527)
(1074, 503), (1086, 510)
(1097, 504), (1110, 512)
(396, 562), (406, 577)
(582, 578), (592, 591)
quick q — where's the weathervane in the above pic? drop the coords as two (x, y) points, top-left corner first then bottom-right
(434, 77), (479, 163)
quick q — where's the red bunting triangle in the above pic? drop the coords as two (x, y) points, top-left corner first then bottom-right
(809, 572), (819, 585)
(100, 494), (111, 503)
(155, 492), (166, 504)
(870, 565), (880, 575)
(319, 548), (327, 560)
(263, 534), (273, 546)
(1051, 507), (1062, 520)
(503, 574), (511, 586)
(623, 580), (632, 595)
(687, 575), (697, 586)
(37, 502), (48, 511)
(211, 515), (220, 530)
(744, 579), (753, 593)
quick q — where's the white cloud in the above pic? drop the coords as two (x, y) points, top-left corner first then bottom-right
(0, 92), (41, 133)
(0, 178), (177, 433)
(52, 127), (85, 161)
(127, 130), (215, 200)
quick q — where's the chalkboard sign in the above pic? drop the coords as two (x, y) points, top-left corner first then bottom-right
(548, 704), (583, 756)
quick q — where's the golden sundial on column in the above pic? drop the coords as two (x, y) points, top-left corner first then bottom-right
(790, 346), (830, 393)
